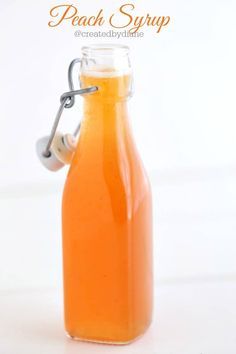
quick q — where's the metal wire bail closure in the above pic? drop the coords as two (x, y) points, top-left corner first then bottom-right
(36, 58), (98, 171)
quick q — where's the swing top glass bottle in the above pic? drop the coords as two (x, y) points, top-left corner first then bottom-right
(62, 44), (153, 344)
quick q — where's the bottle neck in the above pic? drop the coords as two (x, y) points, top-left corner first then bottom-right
(80, 72), (132, 102)
(83, 96), (128, 116)
(72, 72), (133, 163)
(81, 97), (129, 140)
(71, 97), (131, 170)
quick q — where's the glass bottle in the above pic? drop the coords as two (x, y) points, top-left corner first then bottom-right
(62, 44), (153, 344)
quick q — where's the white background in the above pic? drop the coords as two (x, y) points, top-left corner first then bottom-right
(0, 1), (236, 353)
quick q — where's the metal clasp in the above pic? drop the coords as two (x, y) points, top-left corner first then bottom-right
(43, 58), (98, 158)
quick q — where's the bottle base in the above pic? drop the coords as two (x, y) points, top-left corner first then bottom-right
(66, 328), (148, 346)
(66, 333), (134, 345)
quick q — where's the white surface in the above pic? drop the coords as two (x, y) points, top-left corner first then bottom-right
(0, 170), (236, 353)
(1, 282), (236, 354)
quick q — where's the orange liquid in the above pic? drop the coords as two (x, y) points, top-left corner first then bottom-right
(62, 71), (153, 343)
